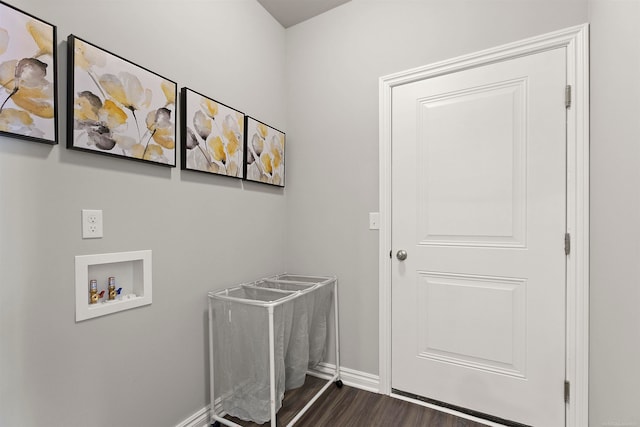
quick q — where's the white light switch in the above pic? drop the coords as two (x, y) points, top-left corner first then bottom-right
(369, 212), (380, 230)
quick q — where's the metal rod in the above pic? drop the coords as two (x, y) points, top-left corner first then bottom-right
(286, 374), (339, 427)
(333, 278), (342, 382)
(268, 305), (277, 427)
(211, 286), (300, 307)
(208, 298), (217, 422)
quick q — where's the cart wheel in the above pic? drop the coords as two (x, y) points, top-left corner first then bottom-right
(336, 380), (343, 388)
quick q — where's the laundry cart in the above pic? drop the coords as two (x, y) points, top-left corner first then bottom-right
(208, 274), (341, 427)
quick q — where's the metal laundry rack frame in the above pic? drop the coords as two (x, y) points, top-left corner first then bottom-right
(208, 274), (342, 427)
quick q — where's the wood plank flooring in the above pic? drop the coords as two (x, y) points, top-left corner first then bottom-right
(221, 375), (489, 427)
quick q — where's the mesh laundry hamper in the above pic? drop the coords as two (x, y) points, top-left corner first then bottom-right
(249, 279), (318, 389)
(209, 274), (341, 427)
(268, 275), (334, 368)
(210, 286), (296, 423)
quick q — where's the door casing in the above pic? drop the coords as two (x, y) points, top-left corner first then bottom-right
(378, 24), (589, 427)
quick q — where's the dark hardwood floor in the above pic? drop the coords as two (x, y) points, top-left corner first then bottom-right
(221, 375), (489, 427)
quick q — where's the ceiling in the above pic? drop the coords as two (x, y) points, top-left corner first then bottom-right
(257, 0), (352, 28)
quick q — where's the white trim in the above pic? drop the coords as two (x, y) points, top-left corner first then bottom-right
(378, 24), (589, 427)
(310, 362), (380, 393)
(175, 406), (210, 427)
(564, 23), (590, 427)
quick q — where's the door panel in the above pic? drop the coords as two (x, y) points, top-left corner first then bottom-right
(417, 272), (527, 377)
(418, 79), (526, 247)
(391, 47), (567, 426)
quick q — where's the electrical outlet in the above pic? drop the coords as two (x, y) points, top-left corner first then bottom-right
(82, 209), (103, 239)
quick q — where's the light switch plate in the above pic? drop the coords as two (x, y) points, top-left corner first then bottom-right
(369, 212), (380, 230)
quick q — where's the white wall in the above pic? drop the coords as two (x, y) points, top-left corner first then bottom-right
(4, 1), (639, 426)
(0, 1), (286, 426)
(589, 1), (640, 426)
(286, 1), (640, 425)
(285, 0), (588, 376)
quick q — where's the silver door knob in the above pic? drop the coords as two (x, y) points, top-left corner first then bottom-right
(396, 250), (407, 261)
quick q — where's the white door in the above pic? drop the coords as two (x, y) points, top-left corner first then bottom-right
(391, 47), (567, 426)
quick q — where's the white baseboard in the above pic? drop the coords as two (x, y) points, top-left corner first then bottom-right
(175, 406), (210, 427)
(310, 362), (380, 393)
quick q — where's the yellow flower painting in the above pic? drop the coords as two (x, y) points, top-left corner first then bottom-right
(244, 116), (285, 187)
(0, 2), (57, 144)
(181, 87), (244, 178)
(68, 35), (176, 166)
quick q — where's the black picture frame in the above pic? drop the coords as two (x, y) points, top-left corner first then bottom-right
(0, 0), (58, 144)
(243, 116), (285, 187)
(67, 34), (177, 167)
(181, 87), (245, 178)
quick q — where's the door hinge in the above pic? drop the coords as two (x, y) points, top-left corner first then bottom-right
(389, 250), (392, 259)
(564, 233), (571, 255)
(565, 85), (572, 108)
(564, 380), (570, 403)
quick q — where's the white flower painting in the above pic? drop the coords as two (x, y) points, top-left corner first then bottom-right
(181, 87), (244, 178)
(0, 1), (57, 144)
(244, 117), (285, 187)
(68, 35), (177, 166)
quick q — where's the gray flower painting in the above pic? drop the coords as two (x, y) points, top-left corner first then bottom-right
(68, 35), (177, 166)
(0, 1), (57, 144)
(181, 87), (245, 178)
(244, 117), (285, 187)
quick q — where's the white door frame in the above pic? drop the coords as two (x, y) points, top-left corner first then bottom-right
(378, 24), (589, 426)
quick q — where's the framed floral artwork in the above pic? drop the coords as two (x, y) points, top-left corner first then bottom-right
(181, 87), (245, 178)
(0, 1), (58, 144)
(244, 117), (285, 187)
(67, 35), (177, 167)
